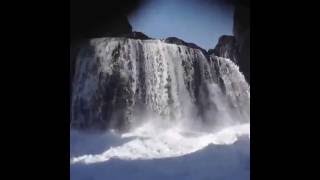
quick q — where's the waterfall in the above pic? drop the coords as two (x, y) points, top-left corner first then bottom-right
(71, 37), (250, 132)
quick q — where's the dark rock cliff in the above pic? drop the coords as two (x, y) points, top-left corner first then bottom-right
(233, 0), (250, 83)
(209, 35), (240, 64)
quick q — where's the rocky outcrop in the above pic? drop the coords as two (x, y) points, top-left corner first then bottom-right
(209, 35), (239, 64)
(164, 37), (209, 58)
(70, 0), (143, 41)
(122, 31), (152, 40)
(71, 14), (133, 42)
(209, 0), (250, 84)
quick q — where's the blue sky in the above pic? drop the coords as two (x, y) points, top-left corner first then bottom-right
(128, 0), (234, 50)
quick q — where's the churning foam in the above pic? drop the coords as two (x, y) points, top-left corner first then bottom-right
(71, 123), (250, 164)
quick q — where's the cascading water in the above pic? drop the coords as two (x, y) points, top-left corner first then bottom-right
(71, 37), (250, 132)
(70, 37), (250, 164)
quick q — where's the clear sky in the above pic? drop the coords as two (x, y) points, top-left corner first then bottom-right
(128, 0), (234, 50)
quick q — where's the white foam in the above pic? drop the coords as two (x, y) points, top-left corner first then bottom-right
(71, 123), (249, 164)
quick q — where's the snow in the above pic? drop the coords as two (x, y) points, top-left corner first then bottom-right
(70, 123), (250, 180)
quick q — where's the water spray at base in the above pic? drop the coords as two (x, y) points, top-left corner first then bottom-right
(70, 122), (249, 164)
(70, 37), (250, 165)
